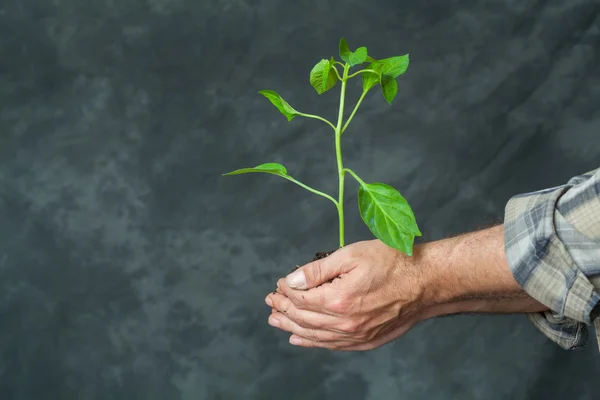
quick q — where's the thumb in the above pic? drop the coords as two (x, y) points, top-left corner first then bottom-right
(285, 251), (343, 290)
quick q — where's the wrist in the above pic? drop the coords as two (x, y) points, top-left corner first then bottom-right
(416, 225), (548, 319)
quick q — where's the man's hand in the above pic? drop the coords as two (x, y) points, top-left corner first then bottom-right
(265, 225), (549, 350)
(266, 239), (426, 350)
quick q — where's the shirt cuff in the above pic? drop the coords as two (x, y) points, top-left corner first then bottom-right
(526, 311), (588, 350)
(504, 180), (600, 350)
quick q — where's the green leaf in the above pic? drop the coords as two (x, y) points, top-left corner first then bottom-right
(379, 55), (409, 78)
(362, 63), (383, 91)
(366, 55), (378, 63)
(258, 90), (299, 121)
(309, 59), (338, 95)
(350, 47), (368, 65)
(339, 37), (351, 63)
(381, 75), (398, 104)
(223, 162), (290, 178)
(358, 182), (421, 256)
(339, 37), (368, 66)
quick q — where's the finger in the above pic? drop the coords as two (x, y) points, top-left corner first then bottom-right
(285, 247), (355, 290)
(276, 277), (334, 312)
(267, 292), (344, 330)
(335, 331), (397, 351)
(268, 312), (345, 342)
(328, 321), (418, 352)
(287, 334), (357, 350)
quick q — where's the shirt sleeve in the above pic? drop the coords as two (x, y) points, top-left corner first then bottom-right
(503, 167), (600, 350)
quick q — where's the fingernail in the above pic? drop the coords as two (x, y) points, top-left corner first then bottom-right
(289, 335), (302, 345)
(268, 316), (280, 327)
(265, 296), (273, 307)
(286, 270), (306, 289)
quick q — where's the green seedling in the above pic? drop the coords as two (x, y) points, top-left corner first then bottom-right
(224, 37), (421, 255)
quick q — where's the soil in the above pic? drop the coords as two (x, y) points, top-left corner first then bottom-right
(272, 249), (337, 294)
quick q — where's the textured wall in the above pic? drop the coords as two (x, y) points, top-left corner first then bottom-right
(1, 0), (600, 399)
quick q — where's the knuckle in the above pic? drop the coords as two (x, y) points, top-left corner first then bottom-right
(340, 319), (361, 334)
(279, 298), (292, 314)
(271, 296), (281, 310)
(292, 315), (313, 329)
(310, 262), (324, 285)
(306, 329), (321, 342)
(339, 321), (355, 333)
(349, 322), (362, 334)
(271, 294), (282, 307)
(327, 296), (351, 314)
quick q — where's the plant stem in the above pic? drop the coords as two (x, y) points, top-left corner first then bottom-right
(331, 65), (343, 82)
(284, 176), (338, 206)
(335, 64), (350, 248)
(347, 69), (379, 79)
(341, 89), (368, 134)
(297, 112), (336, 132)
(343, 168), (367, 186)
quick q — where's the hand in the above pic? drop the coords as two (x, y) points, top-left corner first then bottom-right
(264, 225), (548, 351)
(265, 239), (427, 351)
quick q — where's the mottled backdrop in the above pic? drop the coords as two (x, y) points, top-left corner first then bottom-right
(1, 0), (600, 399)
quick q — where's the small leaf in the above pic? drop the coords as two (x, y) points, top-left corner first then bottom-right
(339, 37), (351, 64)
(339, 37), (368, 66)
(258, 90), (299, 121)
(358, 182), (421, 256)
(223, 162), (290, 178)
(380, 55), (409, 78)
(381, 75), (398, 104)
(362, 63), (383, 91)
(309, 59), (338, 95)
(366, 55), (378, 63)
(349, 47), (368, 66)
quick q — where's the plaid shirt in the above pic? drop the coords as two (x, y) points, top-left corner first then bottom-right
(504, 167), (600, 350)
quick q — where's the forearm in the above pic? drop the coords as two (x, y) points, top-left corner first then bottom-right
(416, 225), (549, 319)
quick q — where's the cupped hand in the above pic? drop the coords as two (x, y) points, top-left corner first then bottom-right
(264, 239), (428, 351)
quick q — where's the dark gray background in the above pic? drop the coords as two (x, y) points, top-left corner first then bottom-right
(1, 0), (600, 399)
